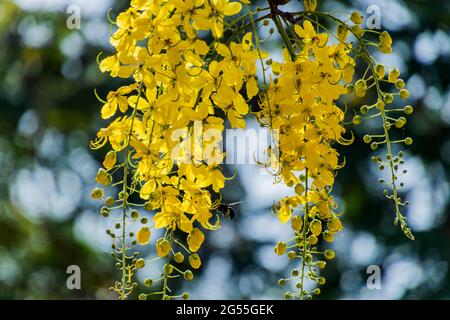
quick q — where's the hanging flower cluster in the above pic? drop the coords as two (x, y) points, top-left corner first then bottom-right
(90, 0), (264, 300)
(257, 19), (354, 299)
(90, 0), (414, 300)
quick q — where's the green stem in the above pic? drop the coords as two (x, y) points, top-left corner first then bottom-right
(119, 83), (144, 300)
(299, 169), (309, 300)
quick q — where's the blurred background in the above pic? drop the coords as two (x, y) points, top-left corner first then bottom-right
(0, 0), (449, 299)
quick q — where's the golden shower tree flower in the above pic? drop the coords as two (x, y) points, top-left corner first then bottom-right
(91, 0), (415, 300)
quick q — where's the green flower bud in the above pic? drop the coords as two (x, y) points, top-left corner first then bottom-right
(395, 79), (405, 89)
(91, 188), (104, 199)
(350, 11), (363, 25)
(399, 89), (410, 99)
(105, 196), (115, 206)
(405, 137), (413, 145)
(100, 206), (110, 217)
(324, 249), (335, 260)
(144, 278), (153, 287)
(360, 105), (369, 114)
(174, 252), (185, 263)
(404, 105), (414, 115)
(376, 100), (385, 110)
(138, 294), (147, 300)
(353, 115), (362, 125)
(135, 258), (145, 269)
(130, 210), (140, 219)
(287, 251), (297, 259)
(184, 270), (194, 281)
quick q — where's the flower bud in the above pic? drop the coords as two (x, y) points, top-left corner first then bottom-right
(363, 135), (372, 144)
(376, 100), (385, 110)
(395, 79), (405, 89)
(370, 142), (378, 150)
(103, 151), (117, 170)
(274, 241), (287, 256)
(101, 206), (110, 217)
(291, 215), (303, 231)
(144, 278), (153, 287)
(309, 219), (322, 236)
(105, 196), (115, 206)
(375, 64), (385, 79)
(308, 235), (318, 245)
(399, 89), (410, 99)
(182, 293), (190, 300)
(131, 210), (140, 219)
(350, 11), (363, 25)
(405, 137), (413, 145)
(351, 25), (364, 37)
(388, 68), (400, 82)
(135, 258), (145, 269)
(91, 188), (104, 199)
(96, 168), (112, 186)
(322, 230), (334, 242)
(174, 252), (185, 263)
(156, 238), (171, 257)
(324, 249), (335, 260)
(184, 270), (194, 281)
(353, 115), (362, 125)
(404, 105), (414, 115)
(189, 253), (201, 269)
(136, 227), (151, 245)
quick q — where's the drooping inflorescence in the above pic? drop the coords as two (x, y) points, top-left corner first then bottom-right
(90, 0), (414, 300)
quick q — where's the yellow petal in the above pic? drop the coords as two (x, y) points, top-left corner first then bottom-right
(101, 102), (116, 119)
(246, 77), (258, 99)
(223, 2), (242, 16)
(99, 55), (118, 73)
(140, 179), (156, 200)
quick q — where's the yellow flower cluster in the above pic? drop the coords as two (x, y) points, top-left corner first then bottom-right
(91, 0), (265, 300)
(256, 20), (353, 299)
(90, 0), (414, 300)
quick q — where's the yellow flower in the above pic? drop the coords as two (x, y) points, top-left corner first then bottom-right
(195, 0), (242, 38)
(294, 20), (328, 47)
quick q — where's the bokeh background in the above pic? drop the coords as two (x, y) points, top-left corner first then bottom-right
(0, 0), (449, 299)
